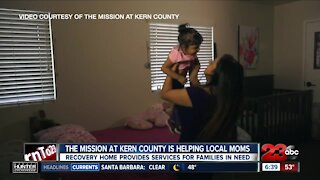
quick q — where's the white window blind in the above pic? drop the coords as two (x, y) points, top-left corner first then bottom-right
(0, 8), (56, 106)
(149, 23), (214, 91)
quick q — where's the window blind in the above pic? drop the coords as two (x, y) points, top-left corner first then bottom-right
(0, 8), (56, 106)
(149, 23), (214, 91)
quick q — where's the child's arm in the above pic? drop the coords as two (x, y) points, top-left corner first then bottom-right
(161, 57), (187, 85)
(189, 58), (200, 86)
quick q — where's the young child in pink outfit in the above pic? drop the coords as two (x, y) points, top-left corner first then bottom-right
(161, 23), (203, 134)
(161, 23), (203, 88)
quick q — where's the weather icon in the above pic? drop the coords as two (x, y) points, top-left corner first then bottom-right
(172, 164), (180, 172)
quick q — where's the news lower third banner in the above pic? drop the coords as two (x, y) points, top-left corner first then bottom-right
(58, 143), (259, 162)
(15, 143), (261, 173)
(40, 162), (259, 172)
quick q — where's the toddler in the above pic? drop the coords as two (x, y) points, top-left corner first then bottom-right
(161, 23), (203, 133)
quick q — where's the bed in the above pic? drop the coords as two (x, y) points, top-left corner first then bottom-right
(61, 127), (179, 180)
(30, 117), (179, 180)
(91, 126), (179, 142)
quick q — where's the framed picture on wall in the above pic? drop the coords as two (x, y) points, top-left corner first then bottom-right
(314, 31), (320, 69)
(238, 25), (259, 69)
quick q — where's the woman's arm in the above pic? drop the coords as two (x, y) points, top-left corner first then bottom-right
(189, 58), (200, 86)
(161, 64), (192, 107)
(161, 57), (187, 85)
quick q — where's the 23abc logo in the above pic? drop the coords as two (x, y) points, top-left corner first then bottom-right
(261, 143), (299, 161)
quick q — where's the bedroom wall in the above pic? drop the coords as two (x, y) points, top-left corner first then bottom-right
(0, 0), (274, 142)
(274, 0), (320, 89)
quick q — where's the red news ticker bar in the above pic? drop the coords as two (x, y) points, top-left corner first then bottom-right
(280, 162), (299, 172)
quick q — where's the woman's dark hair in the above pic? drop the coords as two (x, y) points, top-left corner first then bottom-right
(198, 54), (244, 141)
(178, 23), (203, 47)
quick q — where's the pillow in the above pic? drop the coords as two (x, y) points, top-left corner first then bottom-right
(34, 124), (97, 143)
(125, 112), (154, 130)
(125, 119), (154, 130)
(125, 102), (171, 129)
(146, 103), (169, 127)
(152, 111), (170, 127)
(57, 133), (96, 143)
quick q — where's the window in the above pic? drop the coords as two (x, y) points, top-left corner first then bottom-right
(0, 8), (56, 106)
(149, 23), (214, 91)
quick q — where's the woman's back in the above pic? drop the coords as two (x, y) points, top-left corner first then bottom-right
(172, 86), (214, 142)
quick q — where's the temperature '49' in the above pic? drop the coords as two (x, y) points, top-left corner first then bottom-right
(187, 164), (197, 170)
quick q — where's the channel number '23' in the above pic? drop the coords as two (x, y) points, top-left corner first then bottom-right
(261, 144), (287, 161)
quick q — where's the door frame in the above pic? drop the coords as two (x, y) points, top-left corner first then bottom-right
(302, 18), (320, 90)
(303, 18), (320, 139)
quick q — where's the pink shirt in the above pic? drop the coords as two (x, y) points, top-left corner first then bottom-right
(168, 46), (197, 70)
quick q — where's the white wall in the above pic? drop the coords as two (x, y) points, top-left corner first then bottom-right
(274, 0), (320, 89)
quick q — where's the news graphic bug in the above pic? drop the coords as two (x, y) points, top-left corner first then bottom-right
(24, 143), (57, 161)
(261, 143), (299, 161)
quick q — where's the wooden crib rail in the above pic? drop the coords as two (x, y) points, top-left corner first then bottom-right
(239, 90), (312, 143)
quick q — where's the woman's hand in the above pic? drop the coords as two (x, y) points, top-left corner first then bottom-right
(204, 59), (217, 76)
(171, 63), (179, 71)
(171, 63), (187, 85)
(190, 77), (200, 86)
(189, 59), (200, 86)
(204, 58), (219, 83)
(161, 63), (192, 107)
(177, 76), (187, 85)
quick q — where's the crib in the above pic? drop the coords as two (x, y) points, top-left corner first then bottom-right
(238, 75), (313, 143)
